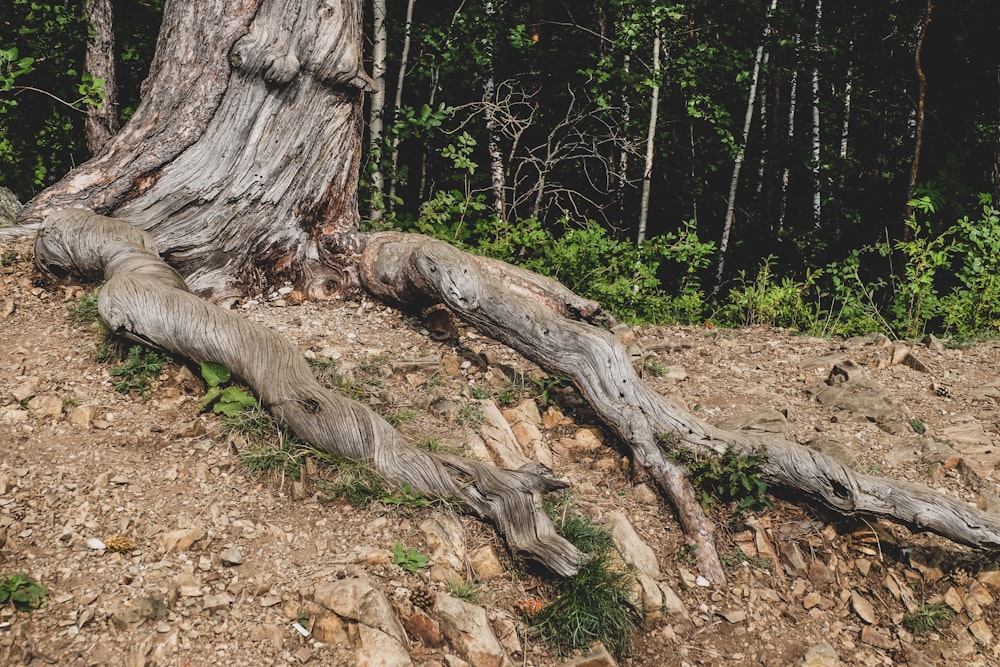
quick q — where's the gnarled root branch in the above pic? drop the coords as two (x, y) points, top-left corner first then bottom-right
(357, 231), (1000, 578)
(35, 209), (582, 576)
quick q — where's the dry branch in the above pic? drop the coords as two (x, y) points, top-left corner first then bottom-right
(35, 208), (583, 576)
(355, 231), (1000, 564)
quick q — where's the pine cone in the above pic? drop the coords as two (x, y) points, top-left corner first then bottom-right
(951, 567), (971, 585)
(104, 534), (136, 553)
(410, 584), (434, 610)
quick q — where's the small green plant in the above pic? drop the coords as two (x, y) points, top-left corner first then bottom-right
(387, 408), (417, 427)
(902, 603), (955, 634)
(469, 385), (492, 400)
(534, 496), (640, 658)
(415, 436), (444, 452)
(719, 547), (772, 571)
(108, 345), (169, 399)
(392, 542), (430, 574)
(533, 374), (573, 406)
(643, 357), (666, 377)
(68, 290), (101, 324)
(447, 578), (482, 603)
(380, 482), (431, 508)
(909, 418), (927, 435)
(315, 459), (387, 508)
(675, 543), (699, 568)
(0, 573), (49, 612)
(457, 401), (484, 426)
(671, 444), (773, 515)
(199, 361), (257, 416)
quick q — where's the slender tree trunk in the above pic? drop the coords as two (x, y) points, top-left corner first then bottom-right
(83, 0), (120, 153)
(840, 47), (853, 159)
(778, 35), (799, 232)
(616, 52), (632, 219)
(714, 0), (777, 293)
(903, 0), (933, 234)
(386, 0), (416, 214)
(368, 0), (388, 224)
(483, 1), (507, 226)
(636, 33), (661, 244)
(810, 0), (823, 227)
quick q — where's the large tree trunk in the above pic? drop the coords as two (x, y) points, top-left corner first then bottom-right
(16, 0), (1000, 583)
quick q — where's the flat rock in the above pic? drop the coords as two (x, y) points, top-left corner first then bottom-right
(419, 512), (467, 574)
(468, 544), (505, 580)
(605, 511), (660, 578)
(561, 642), (619, 666)
(356, 624), (412, 667)
(799, 642), (841, 667)
(435, 593), (512, 667)
(850, 591), (876, 624)
(311, 576), (406, 645)
(158, 524), (206, 552)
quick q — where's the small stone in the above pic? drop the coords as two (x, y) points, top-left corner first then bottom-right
(943, 586), (964, 614)
(202, 593), (234, 613)
(177, 418), (206, 438)
(294, 647), (314, 664)
(719, 609), (746, 623)
(468, 544), (504, 580)
(562, 642), (619, 667)
(630, 483), (658, 505)
(405, 610), (443, 647)
(967, 619), (993, 645)
(220, 546), (244, 566)
(259, 595), (282, 607)
(802, 591), (823, 610)
(800, 642), (841, 667)
(159, 524), (205, 552)
(859, 625), (893, 649)
(85, 537), (106, 551)
(850, 591), (877, 624)
(68, 405), (98, 428)
(27, 394), (63, 418)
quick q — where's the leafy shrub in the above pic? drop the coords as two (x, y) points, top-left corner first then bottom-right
(0, 573), (48, 612)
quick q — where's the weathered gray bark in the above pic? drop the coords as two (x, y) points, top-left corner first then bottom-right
(35, 208), (582, 576)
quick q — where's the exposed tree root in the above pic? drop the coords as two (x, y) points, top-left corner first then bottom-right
(355, 231), (1000, 566)
(35, 209), (582, 576)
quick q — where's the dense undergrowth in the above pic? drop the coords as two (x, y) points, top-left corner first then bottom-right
(378, 192), (1000, 340)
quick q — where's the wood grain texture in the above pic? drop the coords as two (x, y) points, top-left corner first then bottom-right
(35, 209), (583, 576)
(357, 231), (1000, 559)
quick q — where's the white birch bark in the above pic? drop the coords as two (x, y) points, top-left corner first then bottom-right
(636, 34), (661, 244)
(840, 47), (852, 158)
(386, 0), (415, 211)
(368, 0), (388, 223)
(810, 0), (823, 227)
(484, 0), (506, 225)
(778, 35), (799, 232)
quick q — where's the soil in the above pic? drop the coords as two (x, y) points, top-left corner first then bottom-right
(1, 237), (999, 667)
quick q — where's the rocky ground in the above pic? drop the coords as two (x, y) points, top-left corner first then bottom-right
(2, 236), (1000, 667)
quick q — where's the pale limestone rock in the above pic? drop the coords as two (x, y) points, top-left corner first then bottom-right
(799, 642), (841, 667)
(158, 524), (206, 552)
(312, 577), (407, 646)
(68, 404), (98, 427)
(435, 593), (512, 667)
(27, 393), (63, 418)
(605, 511), (659, 578)
(420, 512), (467, 574)
(356, 624), (412, 667)
(477, 399), (529, 468)
(469, 544), (505, 580)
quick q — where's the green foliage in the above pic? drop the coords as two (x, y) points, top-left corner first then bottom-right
(902, 603), (955, 634)
(457, 401), (484, 427)
(380, 482), (431, 508)
(108, 345), (168, 399)
(670, 444), (772, 515)
(198, 360), (257, 416)
(316, 459), (387, 508)
(909, 418), (926, 435)
(0, 573), (48, 612)
(68, 289), (101, 324)
(446, 578), (482, 603)
(723, 258), (822, 331)
(392, 541), (430, 574)
(533, 502), (641, 658)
